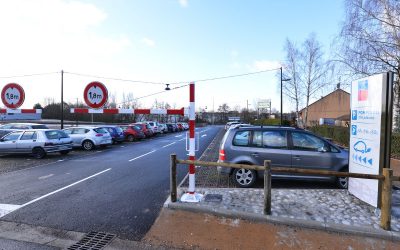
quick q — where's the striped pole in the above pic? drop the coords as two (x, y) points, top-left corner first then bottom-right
(180, 82), (203, 202)
(188, 82), (196, 194)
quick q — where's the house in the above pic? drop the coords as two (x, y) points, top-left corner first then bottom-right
(299, 89), (350, 127)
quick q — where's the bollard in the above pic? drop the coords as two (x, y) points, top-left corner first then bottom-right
(170, 154), (177, 202)
(264, 160), (272, 215)
(380, 168), (393, 230)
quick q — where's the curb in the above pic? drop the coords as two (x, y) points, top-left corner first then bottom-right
(166, 200), (400, 242)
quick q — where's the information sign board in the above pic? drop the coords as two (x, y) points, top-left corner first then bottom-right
(349, 73), (393, 207)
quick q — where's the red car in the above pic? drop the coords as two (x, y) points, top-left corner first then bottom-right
(176, 123), (184, 131)
(132, 123), (154, 138)
(120, 125), (146, 142)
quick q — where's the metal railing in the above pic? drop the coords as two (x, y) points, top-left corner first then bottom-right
(170, 154), (400, 231)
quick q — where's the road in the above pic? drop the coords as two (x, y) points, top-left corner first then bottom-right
(0, 126), (221, 241)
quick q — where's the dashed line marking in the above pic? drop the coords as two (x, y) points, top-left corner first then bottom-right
(162, 142), (176, 148)
(128, 150), (156, 162)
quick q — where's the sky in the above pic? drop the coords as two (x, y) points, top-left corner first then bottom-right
(0, 0), (345, 113)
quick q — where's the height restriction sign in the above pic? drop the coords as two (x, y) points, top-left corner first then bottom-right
(83, 81), (108, 109)
(1, 83), (25, 109)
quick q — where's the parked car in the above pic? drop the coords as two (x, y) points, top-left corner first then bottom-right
(181, 122), (189, 130)
(176, 123), (184, 131)
(100, 125), (125, 144)
(0, 123), (49, 138)
(120, 125), (146, 141)
(217, 126), (349, 188)
(0, 129), (72, 159)
(166, 123), (178, 133)
(63, 126), (112, 150)
(144, 121), (160, 134)
(224, 121), (240, 130)
(133, 123), (154, 138)
(158, 123), (167, 133)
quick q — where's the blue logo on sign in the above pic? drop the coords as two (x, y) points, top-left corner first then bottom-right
(351, 125), (357, 135)
(352, 110), (357, 120)
(353, 141), (371, 154)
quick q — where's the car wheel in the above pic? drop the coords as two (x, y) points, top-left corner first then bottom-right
(337, 168), (349, 189)
(60, 150), (70, 155)
(127, 135), (135, 142)
(231, 168), (256, 188)
(82, 140), (95, 151)
(32, 147), (46, 159)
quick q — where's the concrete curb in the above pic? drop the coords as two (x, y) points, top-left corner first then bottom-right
(166, 200), (400, 242)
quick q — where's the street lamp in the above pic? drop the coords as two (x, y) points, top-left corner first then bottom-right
(280, 67), (291, 126)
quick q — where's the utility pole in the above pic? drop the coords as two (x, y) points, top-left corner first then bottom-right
(61, 70), (64, 129)
(280, 67), (283, 126)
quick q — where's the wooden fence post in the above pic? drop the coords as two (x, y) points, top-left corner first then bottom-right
(170, 154), (177, 202)
(264, 160), (271, 215)
(380, 168), (393, 230)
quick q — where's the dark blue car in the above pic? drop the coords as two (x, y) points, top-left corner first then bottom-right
(101, 126), (125, 144)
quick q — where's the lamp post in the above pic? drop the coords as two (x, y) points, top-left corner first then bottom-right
(280, 67), (291, 126)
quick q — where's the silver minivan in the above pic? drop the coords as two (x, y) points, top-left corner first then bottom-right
(218, 126), (349, 188)
(0, 129), (72, 158)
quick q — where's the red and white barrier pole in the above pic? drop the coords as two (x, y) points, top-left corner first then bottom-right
(181, 82), (203, 202)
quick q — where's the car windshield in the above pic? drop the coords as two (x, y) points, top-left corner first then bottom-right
(115, 127), (123, 133)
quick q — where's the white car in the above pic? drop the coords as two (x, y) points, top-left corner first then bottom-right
(63, 126), (112, 150)
(143, 121), (160, 134)
(0, 129), (72, 159)
(0, 123), (49, 138)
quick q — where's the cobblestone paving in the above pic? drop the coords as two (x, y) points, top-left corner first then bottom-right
(179, 125), (400, 233)
(179, 187), (400, 232)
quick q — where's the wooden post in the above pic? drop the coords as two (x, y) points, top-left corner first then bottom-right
(264, 160), (272, 215)
(380, 168), (393, 230)
(170, 154), (177, 202)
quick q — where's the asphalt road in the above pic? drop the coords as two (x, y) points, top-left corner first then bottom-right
(0, 126), (221, 241)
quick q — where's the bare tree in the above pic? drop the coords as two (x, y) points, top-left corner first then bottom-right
(281, 38), (302, 119)
(300, 33), (331, 127)
(337, 0), (400, 130)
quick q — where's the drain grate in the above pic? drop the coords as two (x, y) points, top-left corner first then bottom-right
(67, 231), (116, 250)
(204, 194), (223, 203)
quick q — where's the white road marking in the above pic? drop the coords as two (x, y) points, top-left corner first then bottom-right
(162, 142), (176, 148)
(128, 150), (156, 162)
(0, 204), (22, 218)
(20, 168), (111, 209)
(57, 160), (64, 162)
(120, 146), (125, 148)
(201, 134), (207, 137)
(38, 174), (54, 180)
(179, 138), (185, 141)
(175, 135), (183, 138)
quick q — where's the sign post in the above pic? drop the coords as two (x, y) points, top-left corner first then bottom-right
(349, 72), (393, 207)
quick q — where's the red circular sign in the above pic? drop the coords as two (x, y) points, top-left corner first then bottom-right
(83, 81), (108, 109)
(1, 83), (25, 109)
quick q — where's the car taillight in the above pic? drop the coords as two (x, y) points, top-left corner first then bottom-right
(45, 142), (54, 146)
(219, 149), (225, 161)
(95, 133), (103, 137)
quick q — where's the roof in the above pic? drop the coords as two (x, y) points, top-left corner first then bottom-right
(299, 89), (350, 113)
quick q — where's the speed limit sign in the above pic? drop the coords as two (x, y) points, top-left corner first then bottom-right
(83, 81), (108, 109)
(1, 83), (25, 109)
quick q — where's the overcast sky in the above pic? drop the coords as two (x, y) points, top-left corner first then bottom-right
(0, 0), (344, 112)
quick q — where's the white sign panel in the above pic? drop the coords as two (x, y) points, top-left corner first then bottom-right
(349, 73), (384, 207)
(258, 99), (271, 109)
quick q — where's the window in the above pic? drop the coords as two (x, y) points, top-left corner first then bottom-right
(45, 131), (60, 139)
(12, 125), (29, 129)
(2, 132), (23, 141)
(63, 129), (72, 135)
(292, 132), (326, 151)
(94, 128), (107, 134)
(20, 131), (37, 140)
(252, 131), (262, 147)
(31, 125), (48, 129)
(263, 131), (287, 149)
(73, 128), (89, 134)
(233, 130), (250, 146)
(0, 124), (12, 129)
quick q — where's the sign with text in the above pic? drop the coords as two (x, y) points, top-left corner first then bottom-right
(1, 83), (25, 109)
(349, 72), (393, 207)
(83, 81), (108, 109)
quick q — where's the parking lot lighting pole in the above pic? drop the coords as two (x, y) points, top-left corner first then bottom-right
(280, 67), (291, 126)
(61, 70), (64, 129)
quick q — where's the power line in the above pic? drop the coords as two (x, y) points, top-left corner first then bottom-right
(64, 71), (164, 85)
(0, 72), (58, 79)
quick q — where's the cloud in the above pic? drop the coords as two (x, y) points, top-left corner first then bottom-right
(178, 0), (188, 8)
(141, 37), (156, 47)
(251, 60), (281, 71)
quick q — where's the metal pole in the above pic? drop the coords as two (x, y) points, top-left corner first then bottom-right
(188, 82), (196, 194)
(280, 67), (283, 126)
(170, 154), (177, 202)
(61, 70), (64, 129)
(264, 160), (271, 215)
